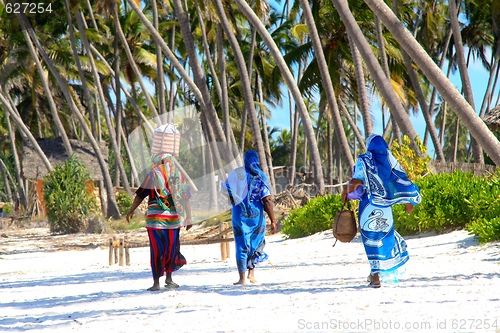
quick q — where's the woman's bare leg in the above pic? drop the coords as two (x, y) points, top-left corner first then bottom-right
(148, 278), (161, 291)
(247, 268), (257, 283)
(234, 272), (246, 285)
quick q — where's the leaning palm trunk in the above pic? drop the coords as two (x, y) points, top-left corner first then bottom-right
(214, 0), (270, 180)
(239, 28), (257, 153)
(112, 5), (159, 120)
(17, 13), (121, 217)
(447, 0), (483, 163)
(75, 9), (132, 195)
(152, 0), (166, 115)
(0, 157), (14, 203)
(235, 0), (325, 192)
(4, 113), (27, 208)
(390, 2), (444, 160)
(88, 44), (155, 135)
(20, 29), (72, 156)
(256, 73), (276, 193)
(331, 0), (423, 157)
(65, 0), (97, 138)
(300, 0), (354, 170)
(217, 25), (241, 163)
(363, 0), (500, 166)
(0, 92), (53, 172)
(347, 33), (372, 138)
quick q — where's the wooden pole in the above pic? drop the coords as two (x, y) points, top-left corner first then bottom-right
(223, 222), (230, 258)
(108, 238), (113, 266)
(119, 236), (124, 266)
(125, 235), (130, 266)
(113, 236), (118, 264)
(220, 223), (227, 261)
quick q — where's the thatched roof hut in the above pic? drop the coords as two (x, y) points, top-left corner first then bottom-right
(482, 106), (500, 131)
(23, 138), (109, 181)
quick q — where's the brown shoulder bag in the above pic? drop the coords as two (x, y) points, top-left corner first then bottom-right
(332, 201), (357, 245)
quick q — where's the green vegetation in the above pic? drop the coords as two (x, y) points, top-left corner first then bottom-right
(43, 155), (97, 233)
(391, 135), (432, 180)
(1, 202), (13, 215)
(282, 194), (356, 239)
(109, 215), (146, 231)
(281, 171), (500, 243)
(116, 191), (133, 216)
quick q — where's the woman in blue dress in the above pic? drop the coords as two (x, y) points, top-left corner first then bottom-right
(342, 135), (421, 288)
(222, 150), (276, 285)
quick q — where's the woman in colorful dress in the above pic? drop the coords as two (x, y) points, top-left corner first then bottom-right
(222, 150), (276, 285)
(127, 152), (192, 291)
(342, 134), (421, 288)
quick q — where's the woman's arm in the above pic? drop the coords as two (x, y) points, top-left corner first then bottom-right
(341, 178), (363, 202)
(126, 195), (144, 222)
(262, 195), (276, 234)
(184, 199), (192, 230)
(405, 203), (414, 213)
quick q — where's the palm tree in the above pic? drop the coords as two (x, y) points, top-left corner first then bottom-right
(299, 0), (354, 170)
(15, 12), (122, 217)
(331, 0), (424, 157)
(363, 0), (500, 166)
(213, 0), (270, 180)
(234, 0), (325, 192)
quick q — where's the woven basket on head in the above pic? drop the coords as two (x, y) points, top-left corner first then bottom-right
(150, 123), (181, 156)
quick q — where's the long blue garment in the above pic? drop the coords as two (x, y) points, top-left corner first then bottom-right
(222, 150), (271, 273)
(352, 135), (420, 276)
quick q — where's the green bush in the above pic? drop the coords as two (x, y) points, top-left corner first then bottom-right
(394, 171), (500, 240)
(282, 194), (356, 239)
(116, 191), (133, 216)
(281, 171), (500, 243)
(1, 203), (13, 215)
(43, 155), (97, 233)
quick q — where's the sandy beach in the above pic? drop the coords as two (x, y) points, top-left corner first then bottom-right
(1, 228), (499, 332)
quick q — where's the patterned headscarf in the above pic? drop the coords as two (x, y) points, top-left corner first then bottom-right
(358, 135), (421, 207)
(151, 153), (189, 218)
(221, 150), (270, 214)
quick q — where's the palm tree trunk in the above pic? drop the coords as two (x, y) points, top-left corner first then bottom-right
(0, 92), (53, 172)
(169, 0), (235, 171)
(257, 72), (276, 193)
(337, 99), (366, 151)
(235, 0), (325, 192)
(20, 28), (72, 156)
(447, 0), (483, 163)
(327, 116), (334, 193)
(217, 25), (241, 163)
(300, 0), (354, 171)
(17, 13), (121, 217)
(65, 0), (97, 139)
(479, 42), (500, 117)
(391, 2), (444, 160)
(88, 44), (155, 135)
(0, 157), (14, 203)
(332, 0), (423, 157)
(364, 0), (500, 166)
(4, 113), (27, 209)
(214, 0), (270, 179)
(113, 32), (122, 186)
(453, 116), (460, 163)
(239, 28), (257, 154)
(151, 0), (166, 115)
(288, 57), (305, 187)
(75, 10), (132, 196)
(112, 5), (159, 120)
(349, 31), (372, 137)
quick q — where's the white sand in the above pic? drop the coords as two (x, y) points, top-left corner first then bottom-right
(1, 229), (500, 332)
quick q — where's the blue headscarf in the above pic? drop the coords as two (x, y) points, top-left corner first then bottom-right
(221, 150), (270, 214)
(358, 135), (421, 207)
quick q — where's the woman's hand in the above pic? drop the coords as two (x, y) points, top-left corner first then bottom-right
(405, 203), (414, 213)
(126, 211), (133, 223)
(270, 221), (276, 235)
(184, 218), (193, 231)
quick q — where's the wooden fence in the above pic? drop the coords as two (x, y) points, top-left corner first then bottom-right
(429, 161), (497, 176)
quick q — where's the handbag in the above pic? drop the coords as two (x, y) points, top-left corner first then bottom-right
(332, 201), (357, 244)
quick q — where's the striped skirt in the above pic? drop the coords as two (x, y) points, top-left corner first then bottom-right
(147, 228), (186, 279)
